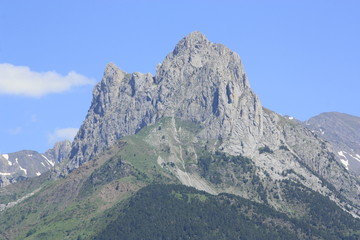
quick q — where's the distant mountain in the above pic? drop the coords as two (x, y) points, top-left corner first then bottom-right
(0, 32), (359, 239)
(0, 140), (71, 187)
(305, 112), (360, 176)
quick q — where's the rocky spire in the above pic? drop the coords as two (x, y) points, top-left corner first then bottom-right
(60, 32), (360, 215)
(67, 32), (263, 170)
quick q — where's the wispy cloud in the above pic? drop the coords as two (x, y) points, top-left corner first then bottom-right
(8, 127), (22, 135)
(0, 63), (95, 97)
(30, 114), (38, 123)
(48, 128), (78, 145)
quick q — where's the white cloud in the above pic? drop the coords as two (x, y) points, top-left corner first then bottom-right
(48, 128), (78, 145)
(0, 63), (95, 97)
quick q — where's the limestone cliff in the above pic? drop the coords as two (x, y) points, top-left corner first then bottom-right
(68, 31), (262, 169)
(66, 32), (360, 216)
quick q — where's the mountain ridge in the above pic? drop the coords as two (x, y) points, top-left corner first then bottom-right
(0, 31), (359, 239)
(60, 32), (360, 217)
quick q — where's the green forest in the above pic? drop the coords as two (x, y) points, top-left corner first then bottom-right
(94, 184), (360, 240)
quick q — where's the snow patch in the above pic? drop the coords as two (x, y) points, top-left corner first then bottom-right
(15, 158), (27, 175)
(41, 154), (54, 167)
(338, 151), (346, 158)
(340, 159), (349, 170)
(36, 172), (41, 176)
(19, 166), (27, 175)
(27, 154), (33, 157)
(338, 151), (349, 170)
(2, 154), (13, 166)
(349, 153), (360, 163)
(288, 116), (294, 120)
(41, 162), (46, 167)
(0, 172), (11, 176)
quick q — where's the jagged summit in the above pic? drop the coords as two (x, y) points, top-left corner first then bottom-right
(184, 31), (207, 40)
(67, 31), (261, 169)
(101, 62), (126, 85)
(172, 31), (210, 55)
(63, 33), (359, 218)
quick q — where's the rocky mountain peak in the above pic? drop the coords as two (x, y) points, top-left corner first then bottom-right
(172, 31), (210, 56)
(66, 31), (262, 170)
(102, 62), (125, 85)
(8, 32), (358, 224)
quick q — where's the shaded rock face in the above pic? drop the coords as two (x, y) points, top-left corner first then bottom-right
(45, 140), (72, 164)
(305, 112), (360, 176)
(68, 31), (262, 169)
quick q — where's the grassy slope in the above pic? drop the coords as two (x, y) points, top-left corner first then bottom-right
(0, 125), (173, 239)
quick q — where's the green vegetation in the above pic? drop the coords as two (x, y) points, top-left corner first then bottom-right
(198, 151), (255, 183)
(94, 184), (360, 240)
(0, 117), (359, 240)
(279, 145), (290, 151)
(280, 180), (360, 239)
(258, 145), (274, 154)
(94, 184), (298, 240)
(196, 151), (269, 203)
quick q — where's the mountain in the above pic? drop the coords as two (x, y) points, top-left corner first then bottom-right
(67, 31), (262, 170)
(0, 32), (359, 239)
(63, 31), (359, 213)
(0, 126), (359, 239)
(305, 112), (360, 176)
(0, 140), (71, 187)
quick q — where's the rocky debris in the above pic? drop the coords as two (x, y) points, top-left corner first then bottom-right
(0, 187), (41, 212)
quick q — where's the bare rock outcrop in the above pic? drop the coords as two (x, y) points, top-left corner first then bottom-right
(68, 31), (262, 169)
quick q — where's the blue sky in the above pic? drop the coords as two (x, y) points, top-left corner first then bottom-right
(1, 0), (359, 153)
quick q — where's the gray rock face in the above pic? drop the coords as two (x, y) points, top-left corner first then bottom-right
(305, 112), (360, 176)
(66, 32), (360, 216)
(0, 140), (71, 187)
(68, 31), (262, 169)
(44, 140), (72, 164)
